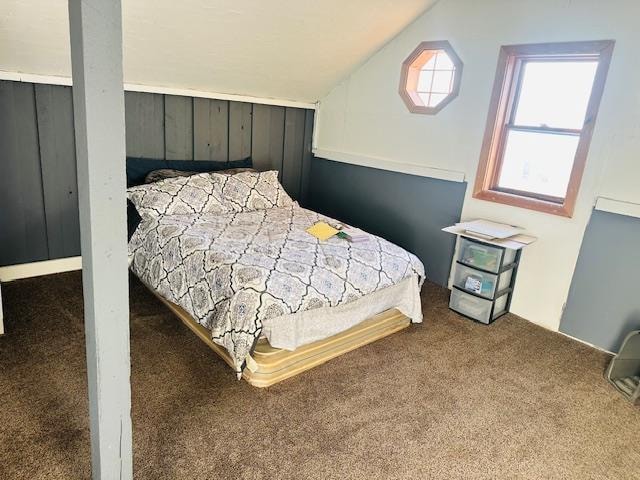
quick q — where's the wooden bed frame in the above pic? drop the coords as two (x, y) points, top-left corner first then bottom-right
(153, 293), (411, 387)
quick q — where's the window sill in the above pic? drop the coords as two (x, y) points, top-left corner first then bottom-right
(473, 189), (573, 217)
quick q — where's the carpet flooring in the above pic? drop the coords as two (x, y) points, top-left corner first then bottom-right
(0, 271), (638, 479)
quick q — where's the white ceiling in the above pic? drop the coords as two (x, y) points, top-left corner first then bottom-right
(0, 0), (438, 103)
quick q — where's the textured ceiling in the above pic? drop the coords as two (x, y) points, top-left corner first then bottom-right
(0, 0), (438, 102)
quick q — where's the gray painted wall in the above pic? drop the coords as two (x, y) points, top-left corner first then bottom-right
(560, 210), (640, 353)
(0, 80), (313, 267)
(0, 81), (79, 266)
(307, 157), (467, 286)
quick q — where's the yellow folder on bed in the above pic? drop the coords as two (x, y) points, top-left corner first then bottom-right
(306, 222), (339, 241)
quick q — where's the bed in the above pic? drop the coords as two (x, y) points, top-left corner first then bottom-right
(127, 166), (425, 386)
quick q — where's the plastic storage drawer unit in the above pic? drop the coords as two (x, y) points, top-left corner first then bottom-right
(449, 234), (523, 325)
(449, 288), (509, 324)
(452, 263), (513, 299)
(458, 237), (517, 274)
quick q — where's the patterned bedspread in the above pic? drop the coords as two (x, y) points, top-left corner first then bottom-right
(128, 204), (425, 373)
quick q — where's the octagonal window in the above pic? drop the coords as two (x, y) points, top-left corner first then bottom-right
(399, 41), (463, 114)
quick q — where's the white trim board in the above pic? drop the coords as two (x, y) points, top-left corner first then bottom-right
(444, 288), (613, 355)
(0, 70), (318, 110)
(0, 257), (82, 282)
(556, 329), (615, 356)
(594, 197), (640, 220)
(313, 148), (466, 183)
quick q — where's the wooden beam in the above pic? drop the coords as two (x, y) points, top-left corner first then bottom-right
(68, 1), (133, 479)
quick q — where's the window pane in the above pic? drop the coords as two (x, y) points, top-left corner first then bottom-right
(423, 53), (437, 70)
(513, 61), (598, 130)
(498, 130), (579, 198)
(417, 70), (433, 92)
(436, 52), (455, 70)
(418, 92), (431, 105)
(431, 70), (453, 93)
(428, 93), (448, 107)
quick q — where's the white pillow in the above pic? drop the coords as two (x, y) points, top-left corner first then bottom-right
(127, 172), (230, 219)
(213, 170), (295, 212)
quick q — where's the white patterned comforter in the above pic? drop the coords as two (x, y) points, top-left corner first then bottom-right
(128, 204), (425, 373)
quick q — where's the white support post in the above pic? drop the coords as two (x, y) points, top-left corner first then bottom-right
(68, 1), (133, 479)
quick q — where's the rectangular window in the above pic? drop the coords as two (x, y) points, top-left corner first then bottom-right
(474, 41), (614, 217)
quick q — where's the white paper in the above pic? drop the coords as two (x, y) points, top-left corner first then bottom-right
(456, 219), (523, 239)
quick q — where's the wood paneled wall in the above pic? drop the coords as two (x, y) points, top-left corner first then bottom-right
(0, 81), (80, 267)
(0, 80), (314, 267)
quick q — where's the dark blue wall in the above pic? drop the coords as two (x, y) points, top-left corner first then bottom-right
(308, 157), (467, 286)
(0, 79), (313, 267)
(560, 210), (640, 352)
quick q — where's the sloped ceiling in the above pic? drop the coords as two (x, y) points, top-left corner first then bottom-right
(0, 0), (438, 103)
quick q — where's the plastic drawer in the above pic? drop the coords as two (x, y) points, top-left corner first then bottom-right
(458, 237), (516, 273)
(493, 293), (508, 318)
(452, 263), (513, 299)
(449, 288), (509, 324)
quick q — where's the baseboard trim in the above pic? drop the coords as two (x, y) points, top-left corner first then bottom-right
(445, 285), (614, 355)
(313, 148), (466, 183)
(556, 329), (615, 355)
(0, 257), (82, 282)
(0, 70), (318, 110)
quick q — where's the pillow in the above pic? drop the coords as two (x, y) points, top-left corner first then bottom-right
(144, 167), (256, 184)
(214, 170), (294, 212)
(125, 157), (252, 187)
(127, 201), (142, 241)
(127, 171), (230, 219)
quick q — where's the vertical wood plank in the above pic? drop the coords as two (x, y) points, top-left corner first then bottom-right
(164, 95), (193, 160)
(0, 81), (49, 266)
(193, 98), (229, 162)
(68, 0), (133, 477)
(124, 91), (164, 158)
(299, 109), (315, 207)
(282, 107), (306, 200)
(251, 104), (285, 177)
(229, 101), (252, 161)
(35, 84), (81, 259)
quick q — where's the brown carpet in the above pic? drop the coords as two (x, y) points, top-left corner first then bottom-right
(0, 272), (638, 479)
